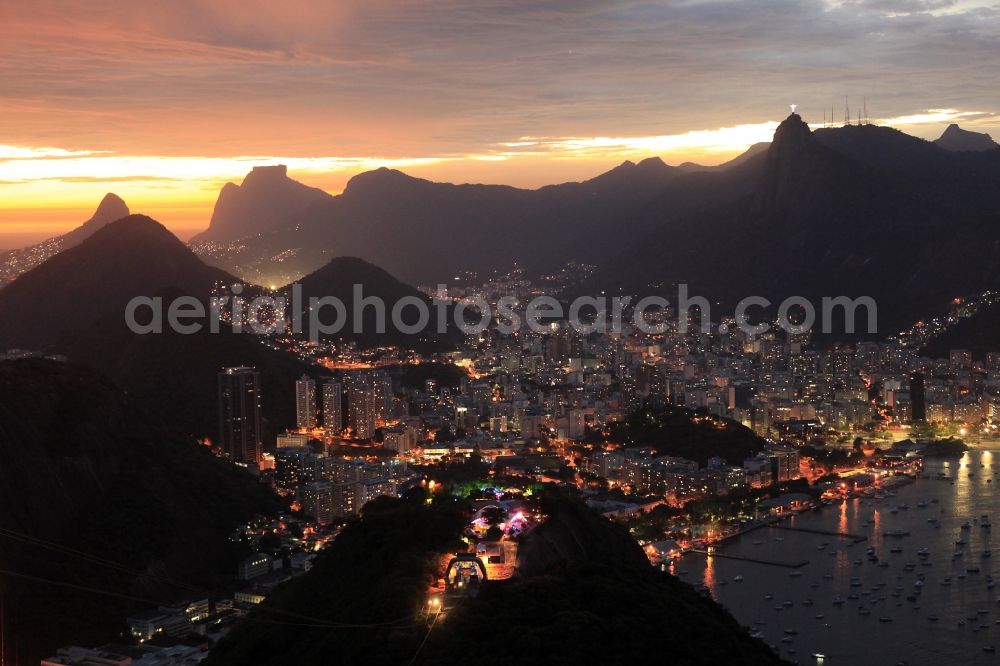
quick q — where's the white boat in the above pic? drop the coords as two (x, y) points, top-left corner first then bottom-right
(733, 575), (744, 582)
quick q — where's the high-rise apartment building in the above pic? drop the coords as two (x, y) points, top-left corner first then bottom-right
(218, 367), (262, 464)
(348, 374), (377, 440)
(322, 381), (343, 435)
(295, 374), (317, 430)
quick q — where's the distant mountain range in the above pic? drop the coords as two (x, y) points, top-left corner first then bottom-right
(0, 192), (129, 287)
(3, 120), (999, 340)
(591, 116), (1000, 333)
(183, 120), (1000, 335)
(190, 155), (688, 287)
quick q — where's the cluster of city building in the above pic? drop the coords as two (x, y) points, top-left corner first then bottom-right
(583, 446), (800, 503)
(214, 270), (1000, 519)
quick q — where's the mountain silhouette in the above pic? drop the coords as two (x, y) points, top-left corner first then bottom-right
(285, 256), (463, 351)
(934, 124), (999, 152)
(191, 165), (332, 243)
(0, 215), (319, 436)
(0, 214), (232, 349)
(0, 192), (129, 287)
(191, 160), (681, 285)
(590, 114), (1000, 334)
(175, 118), (1000, 333)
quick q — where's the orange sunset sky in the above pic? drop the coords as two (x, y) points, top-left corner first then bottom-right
(2, 0), (998, 248)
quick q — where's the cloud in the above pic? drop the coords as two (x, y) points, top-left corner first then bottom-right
(0, 146), (108, 159)
(0, 0), (997, 163)
(0, 152), (452, 185)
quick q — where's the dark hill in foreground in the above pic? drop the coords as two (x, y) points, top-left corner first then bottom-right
(0, 359), (280, 665)
(204, 492), (782, 666)
(424, 495), (783, 665)
(60, 308), (321, 439)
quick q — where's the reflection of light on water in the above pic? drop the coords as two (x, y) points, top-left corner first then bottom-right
(955, 451), (972, 511)
(698, 459), (1000, 665)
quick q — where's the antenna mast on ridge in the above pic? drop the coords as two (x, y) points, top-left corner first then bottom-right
(844, 95), (850, 126)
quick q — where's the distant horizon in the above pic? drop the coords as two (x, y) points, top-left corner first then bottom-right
(1, 112), (994, 249)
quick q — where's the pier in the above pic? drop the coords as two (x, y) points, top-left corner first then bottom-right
(687, 550), (810, 569)
(769, 525), (868, 543)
